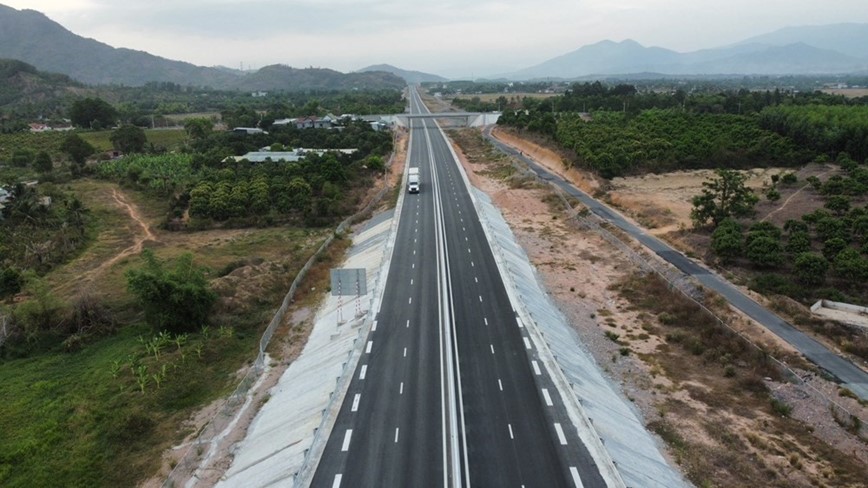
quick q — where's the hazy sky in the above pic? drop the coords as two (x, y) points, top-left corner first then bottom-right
(5, 0), (868, 78)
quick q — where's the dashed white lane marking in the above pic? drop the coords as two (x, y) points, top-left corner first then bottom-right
(484, 317), (488, 326)
(471, 261), (475, 267)
(542, 388), (553, 406)
(404, 347), (407, 357)
(413, 249), (416, 255)
(570, 467), (584, 488)
(554, 423), (568, 445)
(410, 279), (414, 285)
(462, 227), (466, 231)
(400, 382), (404, 395)
(394, 428), (400, 443)
(474, 277), (478, 283)
(366, 341), (373, 354)
(532, 361), (541, 375)
(360, 365), (368, 380)
(352, 394), (361, 412)
(465, 237), (468, 242)
(479, 295), (483, 302)
(508, 424), (514, 439)
(523, 337), (532, 350)
(412, 263), (415, 269)
(409, 297), (412, 304)
(406, 319), (410, 328)
(498, 379), (503, 391)
(490, 344), (495, 354)
(517, 317), (524, 329)
(372, 320), (378, 332)
(332, 474), (343, 488)
(341, 429), (353, 451)
(468, 248), (472, 253)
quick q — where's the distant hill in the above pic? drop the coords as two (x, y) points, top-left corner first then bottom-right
(235, 65), (405, 91)
(0, 4), (239, 87)
(358, 64), (446, 84)
(0, 58), (83, 109)
(509, 40), (681, 79)
(736, 23), (868, 60)
(505, 24), (868, 80)
(0, 4), (406, 91)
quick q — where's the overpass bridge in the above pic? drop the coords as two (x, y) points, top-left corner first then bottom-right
(362, 112), (501, 128)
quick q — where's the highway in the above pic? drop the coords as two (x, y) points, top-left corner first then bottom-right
(310, 88), (606, 487)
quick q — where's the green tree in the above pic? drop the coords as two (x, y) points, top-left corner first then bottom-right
(110, 125), (147, 154)
(711, 218), (743, 263)
(60, 133), (95, 168)
(747, 235), (784, 268)
(69, 97), (118, 129)
(824, 195), (851, 216)
(33, 151), (53, 173)
(125, 250), (217, 333)
(691, 169), (759, 228)
(11, 149), (34, 167)
(184, 117), (214, 140)
(785, 231), (812, 255)
(823, 237), (849, 260)
(833, 248), (868, 281)
(287, 177), (312, 211)
(793, 253), (828, 286)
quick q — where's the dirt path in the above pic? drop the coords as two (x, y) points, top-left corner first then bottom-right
(84, 188), (158, 282)
(761, 170), (831, 223)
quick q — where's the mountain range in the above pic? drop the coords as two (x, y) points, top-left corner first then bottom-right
(506, 24), (868, 80)
(1, 3), (868, 86)
(0, 4), (406, 90)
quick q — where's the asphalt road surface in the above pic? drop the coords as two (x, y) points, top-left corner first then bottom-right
(310, 90), (606, 487)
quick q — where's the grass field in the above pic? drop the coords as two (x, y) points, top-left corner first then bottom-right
(0, 177), (337, 486)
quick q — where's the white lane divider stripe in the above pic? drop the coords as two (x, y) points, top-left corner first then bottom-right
(523, 337), (532, 350)
(341, 429), (353, 451)
(359, 365), (367, 380)
(554, 423), (567, 445)
(484, 317), (488, 326)
(508, 424), (514, 439)
(352, 394), (361, 412)
(498, 379), (503, 391)
(404, 347), (407, 357)
(394, 428), (400, 443)
(409, 297), (412, 304)
(542, 388), (553, 406)
(406, 319), (410, 328)
(332, 474), (343, 488)
(532, 360), (541, 375)
(570, 467), (584, 488)
(371, 320), (377, 332)
(400, 382), (404, 395)
(366, 341), (373, 354)
(490, 345), (495, 355)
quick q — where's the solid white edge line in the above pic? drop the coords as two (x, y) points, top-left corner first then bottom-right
(359, 365), (367, 380)
(554, 423), (568, 445)
(341, 429), (352, 452)
(542, 388), (553, 406)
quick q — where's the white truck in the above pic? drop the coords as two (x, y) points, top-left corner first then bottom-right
(408, 167), (420, 193)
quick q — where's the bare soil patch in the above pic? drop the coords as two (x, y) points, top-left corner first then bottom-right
(451, 127), (868, 488)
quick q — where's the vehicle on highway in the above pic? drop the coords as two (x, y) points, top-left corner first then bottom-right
(408, 167), (420, 193)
